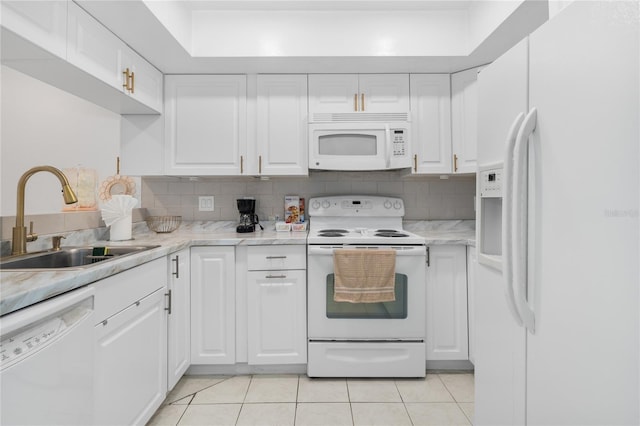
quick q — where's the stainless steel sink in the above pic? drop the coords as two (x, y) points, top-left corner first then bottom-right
(0, 245), (160, 271)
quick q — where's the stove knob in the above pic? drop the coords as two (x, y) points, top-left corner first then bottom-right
(393, 201), (402, 209)
(384, 200), (392, 209)
(321, 200), (331, 209)
(311, 200), (321, 210)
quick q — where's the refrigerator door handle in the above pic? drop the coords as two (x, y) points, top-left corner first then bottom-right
(512, 107), (537, 334)
(502, 112), (525, 326)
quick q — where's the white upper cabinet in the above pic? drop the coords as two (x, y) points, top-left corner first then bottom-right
(1, 0), (67, 59)
(451, 67), (480, 174)
(67, 1), (126, 92)
(309, 74), (409, 116)
(358, 74), (410, 113)
(68, 2), (162, 113)
(410, 74), (452, 174)
(2, 1), (161, 114)
(256, 75), (308, 176)
(308, 74), (358, 114)
(121, 48), (164, 113)
(165, 75), (247, 175)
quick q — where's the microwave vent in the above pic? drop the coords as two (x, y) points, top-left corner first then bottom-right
(311, 112), (410, 122)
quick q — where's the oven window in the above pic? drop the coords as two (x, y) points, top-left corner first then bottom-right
(318, 134), (377, 156)
(325, 274), (408, 319)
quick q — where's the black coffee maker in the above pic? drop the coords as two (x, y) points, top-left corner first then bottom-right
(236, 198), (264, 233)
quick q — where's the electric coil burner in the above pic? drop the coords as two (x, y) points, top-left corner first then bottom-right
(307, 195), (427, 378)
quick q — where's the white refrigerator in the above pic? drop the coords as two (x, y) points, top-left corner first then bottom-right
(475, 2), (639, 425)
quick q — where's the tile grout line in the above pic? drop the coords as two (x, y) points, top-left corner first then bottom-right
(457, 401), (473, 425)
(394, 378), (415, 426)
(293, 375), (300, 426)
(346, 379), (355, 426)
(169, 375), (234, 405)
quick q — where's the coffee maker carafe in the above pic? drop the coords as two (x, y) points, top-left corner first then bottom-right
(236, 198), (263, 233)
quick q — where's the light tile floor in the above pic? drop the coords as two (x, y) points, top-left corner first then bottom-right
(148, 373), (474, 426)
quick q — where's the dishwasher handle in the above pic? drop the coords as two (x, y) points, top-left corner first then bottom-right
(0, 287), (94, 336)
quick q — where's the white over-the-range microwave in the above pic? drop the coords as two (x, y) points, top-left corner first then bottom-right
(308, 112), (411, 171)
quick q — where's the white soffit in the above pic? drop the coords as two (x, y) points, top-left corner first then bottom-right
(76, 0), (548, 73)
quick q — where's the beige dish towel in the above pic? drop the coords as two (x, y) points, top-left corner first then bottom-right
(333, 249), (396, 303)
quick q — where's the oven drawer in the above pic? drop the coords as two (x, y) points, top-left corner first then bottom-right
(308, 341), (425, 378)
(247, 245), (306, 271)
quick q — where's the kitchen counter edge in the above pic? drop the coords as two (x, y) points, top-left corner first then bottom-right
(1, 227), (475, 316)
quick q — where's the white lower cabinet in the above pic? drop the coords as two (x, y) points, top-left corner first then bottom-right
(190, 246), (236, 364)
(167, 249), (191, 391)
(467, 245), (477, 365)
(247, 270), (307, 364)
(425, 245), (469, 361)
(92, 257), (168, 426)
(246, 245), (307, 365)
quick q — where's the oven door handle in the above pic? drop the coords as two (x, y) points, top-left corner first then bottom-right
(307, 246), (426, 256)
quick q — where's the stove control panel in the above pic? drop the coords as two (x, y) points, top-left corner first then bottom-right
(341, 200), (372, 209)
(309, 196), (405, 217)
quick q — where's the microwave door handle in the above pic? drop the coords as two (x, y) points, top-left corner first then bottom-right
(385, 125), (391, 168)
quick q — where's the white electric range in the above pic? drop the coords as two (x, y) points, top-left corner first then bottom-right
(306, 195), (427, 378)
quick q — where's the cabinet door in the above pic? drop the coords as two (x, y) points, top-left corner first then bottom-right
(451, 67), (479, 174)
(94, 288), (167, 426)
(308, 74), (359, 115)
(410, 74), (452, 174)
(167, 249), (190, 391)
(256, 75), (308, 176)
(67, 2), (125, 92)
(1, 0), (67, 59)
(466, 245), (477, 365)
(247, 270), (307, 364)
(425, 245), (468, 360)
(190, 247), (235, 364)
(165, 75), (247, 175)
(358, 74), (410, 113)
(123, 48), (163, 113)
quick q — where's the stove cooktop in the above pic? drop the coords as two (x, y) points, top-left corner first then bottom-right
(308, 227), (425, 245)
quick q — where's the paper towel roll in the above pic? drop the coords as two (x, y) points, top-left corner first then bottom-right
(110, 214), (132, 241)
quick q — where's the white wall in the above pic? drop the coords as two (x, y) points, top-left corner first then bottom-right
(191, 10), (469, 57)
(141, 173), (476, 222)
(0, 66), (121, 216)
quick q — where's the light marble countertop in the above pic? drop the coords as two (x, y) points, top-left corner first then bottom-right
(0, 220), (474, 317)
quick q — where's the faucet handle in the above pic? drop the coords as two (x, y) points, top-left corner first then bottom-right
(26, 221), (38, 243)
(51, 235), (65, 251)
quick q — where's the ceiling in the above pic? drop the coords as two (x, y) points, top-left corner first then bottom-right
(180, 1), (474, 11)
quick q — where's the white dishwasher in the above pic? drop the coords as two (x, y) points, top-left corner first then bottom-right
(0, 286), (95, 426)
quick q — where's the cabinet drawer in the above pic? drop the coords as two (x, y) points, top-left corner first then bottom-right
(91, 257), (167, 323)
(247, 245), (306, 271)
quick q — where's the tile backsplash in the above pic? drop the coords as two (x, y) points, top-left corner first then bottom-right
(142, 171), (476, 221)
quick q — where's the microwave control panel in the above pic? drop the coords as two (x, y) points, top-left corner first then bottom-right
(391, 129), (407, 157)
(479, 167), (503, 198)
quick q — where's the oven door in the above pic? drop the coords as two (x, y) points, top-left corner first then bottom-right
(307, 245), (426, 340)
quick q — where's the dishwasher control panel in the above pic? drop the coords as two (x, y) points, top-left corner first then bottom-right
(0, 317), (66, 367)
